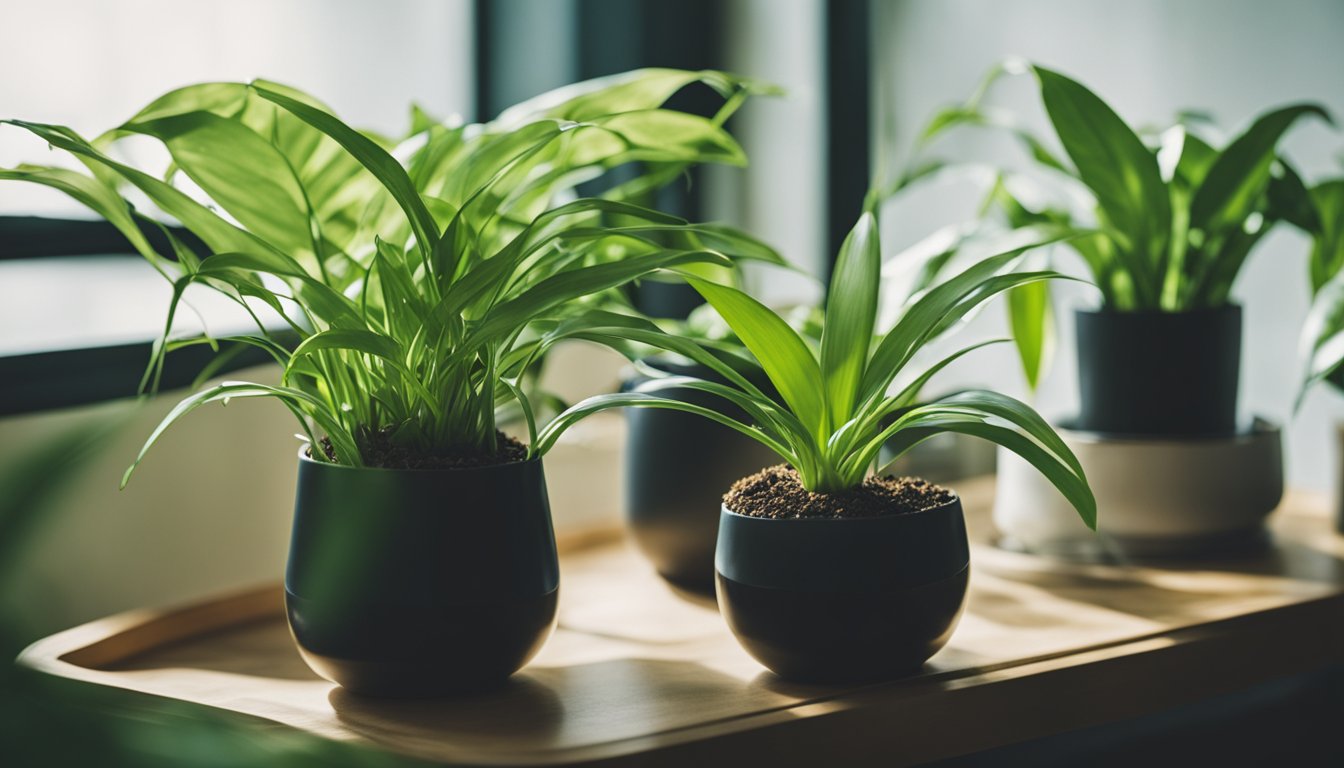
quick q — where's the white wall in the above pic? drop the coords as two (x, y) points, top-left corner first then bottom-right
(714, 0), (828, 306)
(874, 0), (1344, 491)
(0, 0), (475, 215)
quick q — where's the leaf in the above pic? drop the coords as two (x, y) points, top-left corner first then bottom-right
(1033, 65), (1169, 303)
(862, 230), (1074, 401)
(287, 329), (441, 416)
(122, 381), (361, 487)
(535, 390), (786, 458)
(687, 276), (828, 439)
(1299, 265), (1344, 402)
(1006, 273), (1054, 391)
(469, 249), (730, 344)
(820, 212), (880, 430)
(1190, 103), (1330, 237)
(253, 83), (441, 258)
(123, 111), (316, 258)
(0, 165), (168, 274)
(884, 404), (1095, 529)
(590, 110), (746, 166)
(3, 120), (283, 260)
(120, 82), (250, 124)
(496, 68), (774, 125)
(1308, 180), (1344, 293)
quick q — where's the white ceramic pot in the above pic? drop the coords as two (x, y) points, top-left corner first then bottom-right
(994, 418), (1283, 558)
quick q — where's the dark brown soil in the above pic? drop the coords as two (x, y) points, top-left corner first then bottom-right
(314, 430), (528, 470)
(724, 464), (956, 519)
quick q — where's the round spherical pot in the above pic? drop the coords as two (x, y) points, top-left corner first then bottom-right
(285, 452), (559, 697)
(714, 494), (969, 683)
(1075, 305), (1242, 437)
(623, 360), (778, 592)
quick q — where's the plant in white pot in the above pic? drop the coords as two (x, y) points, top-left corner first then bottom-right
(529, 209), (1095, 682)
(916, 61), (1329, 555)
(1292, 164), (1344, 530)
(0, 69), (781, 695)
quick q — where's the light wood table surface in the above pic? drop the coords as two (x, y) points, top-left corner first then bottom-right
(19, 478), (1344, 766)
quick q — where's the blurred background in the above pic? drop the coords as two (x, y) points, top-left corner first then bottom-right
(1, 0), (1342, 686)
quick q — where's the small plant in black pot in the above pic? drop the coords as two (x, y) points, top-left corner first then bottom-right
(540, 210), (1096, 682)
(2, 69), (779, 695)
(921, 61), (1330, 437)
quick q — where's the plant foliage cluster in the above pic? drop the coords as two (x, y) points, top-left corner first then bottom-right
(2, 70), (782, 478)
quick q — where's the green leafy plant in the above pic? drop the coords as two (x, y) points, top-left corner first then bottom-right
(912, 60), (1330, 383)
(1293, 165), (1344, 397)
(0, 69), (782, 479)
(529, 209), (1096, 525)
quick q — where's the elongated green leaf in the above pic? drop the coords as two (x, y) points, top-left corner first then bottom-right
(3, 120), (283, 260)
(1006, 277), (1054, 391)
(123, 111), (316, 258)
(0, 165), (168, 274)
(890, 413), (1095, 528)
(862, 230), (1073, 401)
(536, 391), (788, 458)
(122, 381), (361, 487)
(253, 84), (440, 256)
(121, 82), (250, 124)
(1034, 66), (1168, 302)
(1308, 180), (1344, 293)
(286, 329), (440, 416)
(687, 276), (828, 438)
(820, 212), (880, 429)
(1299, 267), (1344, 402)
(591, 110), (746, 166)
(933, 389), (1084, 476)
(1190, 104), (1329, 236)
(496, 68), (775, 125)
(193, 251), (362, 329)
(470, 250), (729, 344)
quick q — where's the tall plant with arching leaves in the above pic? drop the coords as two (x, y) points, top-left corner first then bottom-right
(530, 210), (1096, 527)
(0, 69), (783, 481)
(910, 60), (1330, 387)
(1291, 167), (1344, 399)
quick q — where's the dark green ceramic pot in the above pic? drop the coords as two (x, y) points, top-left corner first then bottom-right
(623, 359), (779, 593)
(1075, 305), (1242, 437)
(285, 453), (559, 697)
(715, 492), (969, 683)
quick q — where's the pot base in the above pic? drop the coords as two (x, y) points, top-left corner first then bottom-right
(993, 418), (1283, 559)
(286, 588), (558, 697)
(714, 566), (968, 684)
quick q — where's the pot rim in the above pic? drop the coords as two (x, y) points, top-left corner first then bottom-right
(1054, 415), (1278, 447)
(1073, 302), (1242, 318)
(720, 485), (962, 523)
(296, 446), (542, 474)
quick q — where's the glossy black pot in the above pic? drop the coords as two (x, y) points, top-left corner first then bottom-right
(623, 360), (779, 592)
(1075, 305), (1241, 437)
(715, 493), (969, 683)
(285, 453), (559, 697)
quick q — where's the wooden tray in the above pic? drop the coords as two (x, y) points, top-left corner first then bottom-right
(20, 478), (1344, 766)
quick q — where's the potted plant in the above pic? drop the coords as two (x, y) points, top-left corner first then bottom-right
(530, 210), (1095, 682)
(1292, 165), (1344, 529)
(1, 69), (779, 695)
(912, 62), (1327, 554)
(621, 180), (1017, 593)
(920, 61), (1329, 436)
